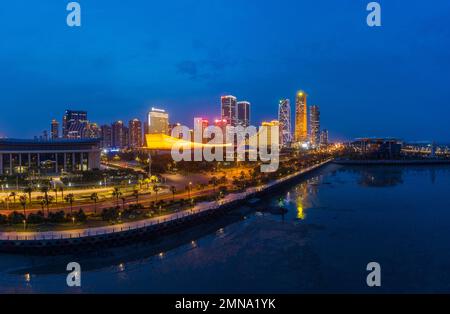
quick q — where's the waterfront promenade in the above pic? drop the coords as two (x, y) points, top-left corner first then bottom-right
(0, 159), (332, 242)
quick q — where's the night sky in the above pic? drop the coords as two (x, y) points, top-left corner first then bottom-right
(1, 0), (449, 142)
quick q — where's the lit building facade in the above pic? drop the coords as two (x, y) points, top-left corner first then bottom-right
(295, 91), (308, 143)
(112, 121), (129, 149)
(237, 101), (250, 127)
(0, 138), (101, 175)
(51, 119), (59, 139)
(260, 120), (280, 148)
(147, 108), (169, 135)
(62, 110), (88, 139)
(320, 129), (329, 146)
(278, 99), (292, 148)
(129, 118), (143, 148)
(309, 105), (320, 146)
(100, 124), (112, 149)
(221, 95), (237, 126)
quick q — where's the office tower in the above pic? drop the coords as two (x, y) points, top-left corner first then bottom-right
(112, 121), (129, 149)
(51, 119), (59, 139)
(42, 130), (48, 141)
(310, 105), (320, 146)
(260, 120), (280, 148)
(278, 99), (292, 147)
(320, 129), (329, 146)
(100, 124), (113, 148)
(129, 118), (143, 149)
(84, 122), (101, 139)
(221, 95), (237, 126)
(147, 107), (169, 134)
(237, 101), (250, 127)
(62, 110), (88, 139)
(294, 91), (308, 143)
(194, 118), (209, 143)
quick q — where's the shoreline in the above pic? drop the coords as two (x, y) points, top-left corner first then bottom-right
(333, 159), (450, 166)
(0, 159), (333, 254)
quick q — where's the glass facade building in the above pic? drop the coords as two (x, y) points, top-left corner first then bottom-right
(0, 139), (101, 175)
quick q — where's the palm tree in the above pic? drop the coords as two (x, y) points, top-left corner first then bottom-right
(65, 193), (75, 215)
(23, 186), (33, 205)
(59, 186), (64, 200)
(112, 187), (122, 207)
(152, 184), (160, 202)
(170, 186), (177, 201)
(132, 189), (139, 204)
(121, 197), (126, 210)
(9, 192), (17, 204)
(19, 194), (27, 218)
(90, 192), (99, 214)
(40, 186), (50, 215)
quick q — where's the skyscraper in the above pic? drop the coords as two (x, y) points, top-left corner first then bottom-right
(278, 99), (292, 147)
(112, 121), (129, 149)
(85, 122), (101, 139)
(100, 124), (112, 149)
(294, 91), (308, 143)
(129, 118), (143, 149)
(62, 110), (88, 139)
(320, 129), (329, 146)
(237, 101), (250, 127)
(51, 119), (59, 139)
(147, 108), (169, 135)
(221, 95), (237, 126)
(310, 105), (320, 146)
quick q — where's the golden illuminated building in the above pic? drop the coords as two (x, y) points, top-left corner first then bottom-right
(295, 90), (308, 143)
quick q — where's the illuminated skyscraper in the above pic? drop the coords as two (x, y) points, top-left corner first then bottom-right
(310, 105), (320, 146)
(294, 91), (308, 143)
(221, 95), (237, 126)
(320, 129), (329, 146)
(62, 110), (88, 139)
(100, 124), (112, 148)
(237, 101), (250, 127)
(278, 99), (292, 147)
(51, 119), (59, 139)
(112, 121), (129, 149)
(129, 119), (143, 148)
(147, 108), (169, 135)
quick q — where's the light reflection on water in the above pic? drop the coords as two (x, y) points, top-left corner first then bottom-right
(1, 164), (450, 293)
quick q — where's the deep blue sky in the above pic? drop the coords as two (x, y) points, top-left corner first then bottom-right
(1, 0), (449, 142)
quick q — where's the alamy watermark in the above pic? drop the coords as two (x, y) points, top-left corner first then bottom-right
(170, 124), (280, 173)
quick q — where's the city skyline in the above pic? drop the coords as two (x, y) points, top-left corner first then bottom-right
(1, 1), (450, 142)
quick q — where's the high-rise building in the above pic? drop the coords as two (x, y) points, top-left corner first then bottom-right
(310, 105), (320, 146)
(51, 119), (59, 139)
(84, 122), (101, 139)
(221, 95), (237, 126)
(129, 119), (143, 149)
(147, 108), (169, 135)
(194, 118), (209, 143)
(278, 99), (292, 147)
(63, 110), (88, 139)
(112, 121), (129, 149)
(260, 120), (280, 148)
(100, 124), (112, 148)
(320, 129), (329, 146)
(294, 91), (308, 143)
(237, 101), (250, 127)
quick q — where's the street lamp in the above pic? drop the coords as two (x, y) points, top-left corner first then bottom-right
(23, 219), (26, 230)
(72, 217), (75, 224)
